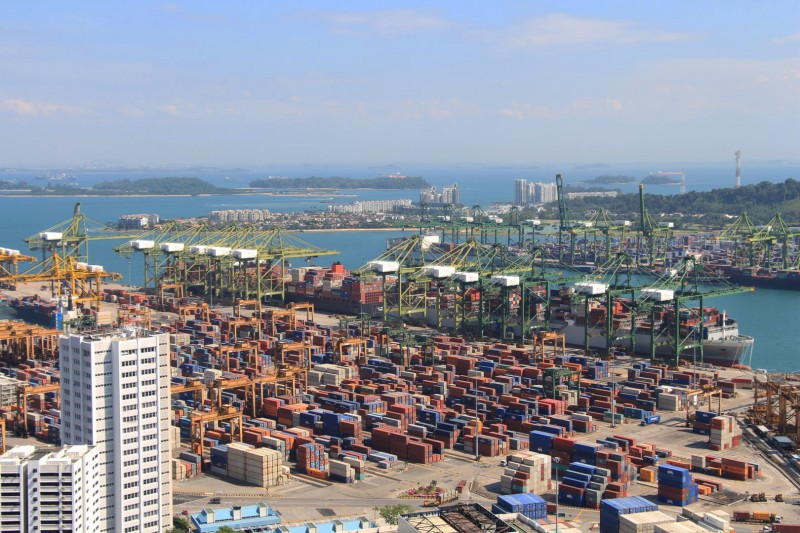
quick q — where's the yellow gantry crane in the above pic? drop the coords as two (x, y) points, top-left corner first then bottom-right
(0, 252), (122, 319)
(16, 382), (61, 437)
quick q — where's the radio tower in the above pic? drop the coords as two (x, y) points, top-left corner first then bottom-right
(735, 150), (741, 188)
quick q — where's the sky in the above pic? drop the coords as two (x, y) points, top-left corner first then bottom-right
(1, 1), (798, 168)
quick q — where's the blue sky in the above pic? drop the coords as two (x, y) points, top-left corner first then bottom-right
(1, 1), (798, 167)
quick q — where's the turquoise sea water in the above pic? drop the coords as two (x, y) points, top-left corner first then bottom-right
(0, 168), (798, 371)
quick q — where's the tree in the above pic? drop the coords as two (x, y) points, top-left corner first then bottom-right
(375, 504), (415, 525)
(216, 527), (237, 533)
(169, 516), (191, 533)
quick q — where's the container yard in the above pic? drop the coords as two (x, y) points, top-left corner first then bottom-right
(3, 279), (800, 530)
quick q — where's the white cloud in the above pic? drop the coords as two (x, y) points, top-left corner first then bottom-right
(2, 98), (81, 116)
(484, 14), (700, 48)
(497, 103), (554, 120)
(770, 33), (800, 45)
(315, 10), (455, 36)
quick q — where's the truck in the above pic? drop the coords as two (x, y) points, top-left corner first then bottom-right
(734, 511), (782, 524)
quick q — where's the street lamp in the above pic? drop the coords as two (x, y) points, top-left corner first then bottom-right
(611, 367), (616, 428)
(475, 388), (480, 461)
(553, 457), (561, 533)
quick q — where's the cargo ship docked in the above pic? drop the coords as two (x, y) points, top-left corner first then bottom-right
(6, 294), (80, 330)
(727, 267), (800, 291)
(282, 262), (384, 316)
(549, 288), (754, 368)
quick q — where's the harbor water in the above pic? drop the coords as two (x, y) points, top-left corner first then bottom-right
(0, 179), (797, 372)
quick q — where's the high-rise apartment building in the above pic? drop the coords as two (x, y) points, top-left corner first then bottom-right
(514, 179), (527, 206)
(60, 329), (172, 533)
(534, 182), (558, 204)
(0, 444), (101, 533)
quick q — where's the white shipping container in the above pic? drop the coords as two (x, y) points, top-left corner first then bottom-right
(574, 281), (608, 295)
(131, 239), (155, 250)
(454, 271), (479, 283)
(40, 232), (63, 241)
(370, 260), (400, 273)
(161, 242), (185, 252)
(233, 248), (258, 259)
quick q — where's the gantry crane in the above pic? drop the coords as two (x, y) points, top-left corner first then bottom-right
(685, 386), (722, 426)
(0, 252), (122, 330)
(332, 337), (368, 365)
(16, 382), (60, 437)
(0, 321), (60, 362)
(752, 375), (800, 445)
(115, 222), (339, 304)
(170, 378), (207, 406)
(0, 248), (37, 290)
(262, 307), (297, 337)
(636, 184), (673, 268)
(211, 365), (310, 418)
(191, 406), (244, 456)
(25, 202), (141, 263)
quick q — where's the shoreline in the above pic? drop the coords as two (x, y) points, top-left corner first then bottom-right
(0, 188), (419, 199)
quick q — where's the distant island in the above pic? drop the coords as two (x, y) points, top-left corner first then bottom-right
(93, 177), (221, 195)
(581, 175), (636, 185)
(250, 176), (430, 190)
(0, 175), (433, 196)
(641, 174), (682, 185)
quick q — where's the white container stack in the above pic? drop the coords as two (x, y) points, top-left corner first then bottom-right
(701, 510), (730, 531)
(203, 368), (223, 386)
(308, 364), (356, 387)
(656, 522), (710, 533)
(709, 415), (742, 450)
(172, 459), (187, 481)
(500, 451), (552, 495)
(657, 393), (682, 411)
(329, 458), (355, 483)
(226, 442), (287, 487)
(619, 511), (675, 533)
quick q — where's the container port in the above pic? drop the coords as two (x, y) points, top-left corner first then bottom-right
(3, 279), (800, 530)
(2, 203), (800, 531)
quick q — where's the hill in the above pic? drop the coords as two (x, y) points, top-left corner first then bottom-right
(562, 178), (800, 225)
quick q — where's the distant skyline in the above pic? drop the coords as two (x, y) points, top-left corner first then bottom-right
(1, 1), (798, 167)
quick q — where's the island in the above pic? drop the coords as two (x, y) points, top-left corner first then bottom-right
(581, 175), (636, 185)
(250, 176), (430, 190)
(641, 174), (682, 185)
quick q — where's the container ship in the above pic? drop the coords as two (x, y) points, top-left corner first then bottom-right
(549, 288), (753, 368)
(726, 267), (800, 291)
(7, 294), (80, 330)
(283, 262), (385, 316)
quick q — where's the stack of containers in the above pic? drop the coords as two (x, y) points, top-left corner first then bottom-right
(700, 510), (731, 531)
(599, 496), (659, 533)
(492, 494), (547, 520)
(179, 452), (202, 477)
(226, 442), (287, 487)
(709, 415), (742, 450)
(692, 410), (716, 434)
(656, 392), (682, 411)
(619, 511), (675, 533)
(558, 462), (610, 509)
(297, 442), (329, 476)
(172, 459), (187, 481)
(500, 451), (551, 494)
(329, 458), (355, 483)
(657, 465), (698, 506)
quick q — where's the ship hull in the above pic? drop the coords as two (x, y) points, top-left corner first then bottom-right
(728, 274), (800, 291)
(551, 323), (751, 367)
(283, 293), (382, 316)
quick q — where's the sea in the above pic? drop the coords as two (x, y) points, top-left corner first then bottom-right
(0, 161), (798, 371)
